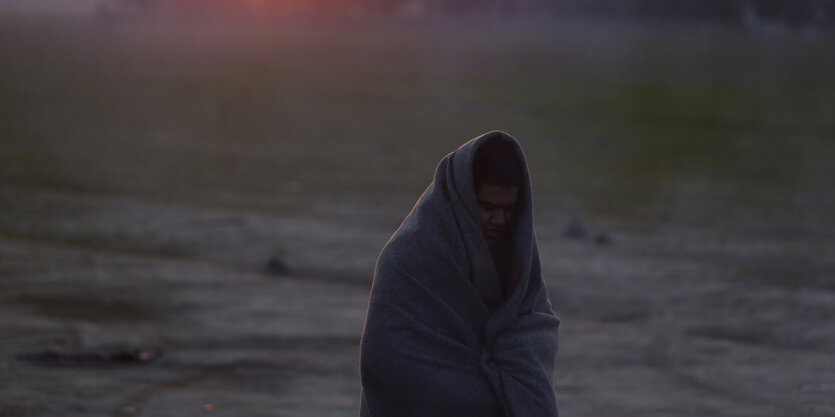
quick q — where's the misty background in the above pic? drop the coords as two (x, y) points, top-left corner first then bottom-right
(1, 1), (833, 416)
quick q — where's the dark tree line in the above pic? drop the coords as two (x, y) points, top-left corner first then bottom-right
(98, 0), (835, 27)
(547, 0), (832, 27)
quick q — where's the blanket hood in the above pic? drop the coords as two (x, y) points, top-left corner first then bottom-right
(446, 130), (536, 317)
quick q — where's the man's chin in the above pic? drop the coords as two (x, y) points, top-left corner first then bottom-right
(485, 236), (498, 248)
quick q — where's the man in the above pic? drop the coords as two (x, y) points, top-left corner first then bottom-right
(359, 131), (559, 417)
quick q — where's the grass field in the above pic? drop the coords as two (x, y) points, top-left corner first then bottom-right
(2, 17), (833, 220)
(1, 15), (834, 416)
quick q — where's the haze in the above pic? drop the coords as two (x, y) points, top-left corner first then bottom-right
(0, 0), (98, 15)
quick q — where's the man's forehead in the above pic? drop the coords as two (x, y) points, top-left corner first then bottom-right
(476, 183), (519, 204)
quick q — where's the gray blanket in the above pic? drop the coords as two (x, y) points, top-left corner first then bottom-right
(359, 131), (559, 417)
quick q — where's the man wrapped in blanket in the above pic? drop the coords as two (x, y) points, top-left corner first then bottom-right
(359, 131), (560, 417)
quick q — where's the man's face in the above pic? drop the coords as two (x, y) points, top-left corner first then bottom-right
(476, 183), (519, 248)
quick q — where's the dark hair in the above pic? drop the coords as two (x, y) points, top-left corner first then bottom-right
(472, 138), (523, 188)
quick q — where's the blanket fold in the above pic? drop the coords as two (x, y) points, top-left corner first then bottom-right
(360, 131), (559, 417)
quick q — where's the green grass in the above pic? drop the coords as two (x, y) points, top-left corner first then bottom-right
(1, 18), (833, 228)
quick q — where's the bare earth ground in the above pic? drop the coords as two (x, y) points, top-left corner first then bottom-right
(1, 17), (834, 417)
(2, 184), (834, 416)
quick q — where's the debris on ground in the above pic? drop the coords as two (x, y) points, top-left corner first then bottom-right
(594, 232), (612, 246)
(564, 217), (588, 239)
(17, 348), (161, 368)
(266, 256), (291, 276)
